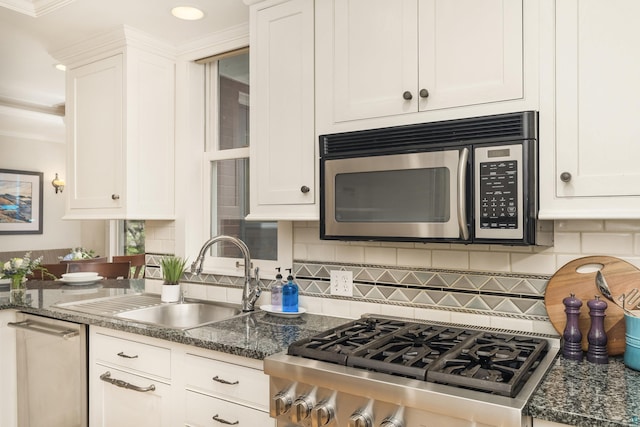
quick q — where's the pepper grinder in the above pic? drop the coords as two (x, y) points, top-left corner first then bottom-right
(562, 293), (583, 360)
(586, 295), (609, 364)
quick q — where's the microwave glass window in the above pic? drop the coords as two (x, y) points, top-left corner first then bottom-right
(334, 168), (450, 222)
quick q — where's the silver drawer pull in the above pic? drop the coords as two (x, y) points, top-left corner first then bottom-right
(212, 375), (239, 385)
(117, 351), (139, 359)
(99, 371), (155, 393)
(212, 414), (239, 425)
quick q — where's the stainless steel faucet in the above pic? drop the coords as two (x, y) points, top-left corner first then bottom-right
(191, 235), (261, 312)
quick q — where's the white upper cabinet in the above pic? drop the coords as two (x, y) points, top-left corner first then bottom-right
(539, 0), (640, 218)
(317, 0), (525, 130)
(56, 28), (176, 220)
(248, 0), (317, 220)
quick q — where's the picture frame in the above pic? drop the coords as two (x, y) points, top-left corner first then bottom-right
(0, 168), (43, 235)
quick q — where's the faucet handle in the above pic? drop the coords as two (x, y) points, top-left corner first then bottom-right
(253, 266), (260, 283)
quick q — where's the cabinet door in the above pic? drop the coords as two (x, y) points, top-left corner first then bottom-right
(249, 0), (316, 220)
(332, 0), (419, 122)
(418, 0), (523, 111)
(90, 366), (172, 427)
(555, 0), (640, 198)
(67, 54), (124, 211)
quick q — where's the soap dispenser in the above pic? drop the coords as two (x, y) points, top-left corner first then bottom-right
(271, 267), (284, 310)
(282, 268), (299, 313)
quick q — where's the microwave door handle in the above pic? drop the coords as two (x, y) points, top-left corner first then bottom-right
(457, 148), (470, 241)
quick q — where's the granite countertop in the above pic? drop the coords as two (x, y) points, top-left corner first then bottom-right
(0, 279), (349, 360)
(527, 355), (640, 426)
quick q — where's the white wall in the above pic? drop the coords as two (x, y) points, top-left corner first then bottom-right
(0, 108), (83, 252)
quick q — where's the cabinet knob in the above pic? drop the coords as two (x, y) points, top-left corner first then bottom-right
(300, 185), (310, 194)
(111, 194), (120, 200)
(402, 91), (413, 100)
(419, 88), (429, 98)
(560, 172), (572, 183)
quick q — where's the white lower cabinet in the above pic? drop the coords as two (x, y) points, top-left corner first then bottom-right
(90, 328), (175, 427)
(89, 326), (273, 427)
(91, 367), (172, 427)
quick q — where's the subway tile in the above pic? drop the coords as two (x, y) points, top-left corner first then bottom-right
(321, 298), (353, 318)
(556, 219), (604, 232)
(335, 245), (365, 264)
(397, 248), (431, 268)
(511, 253), (557, 275)
(293, 243), (308, 259)
(490, 316), (534, 333)
(364, 247), (397, 265)
(552, 232), (581, 253)
(581, 233), (634, 255)
(379, 304), (415, 319)
(450, 312), (492, 327)
(349, 300), (382, 318)
(605, 220), (640, 232)
(307, 244), (336, 262)
(414, 307), (451, 323)
(469, 251), (510, 272)
(432, 250), (469, 270)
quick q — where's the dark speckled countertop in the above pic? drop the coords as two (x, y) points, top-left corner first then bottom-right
(0, 279), (349, 360)
(527, 355), (640, 426)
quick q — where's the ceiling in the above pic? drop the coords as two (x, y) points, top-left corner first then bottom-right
(0, 0), (249, 111)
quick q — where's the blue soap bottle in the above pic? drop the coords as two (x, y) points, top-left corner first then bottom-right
(271, 267), (284, 310)
(282, 269), (299, 312)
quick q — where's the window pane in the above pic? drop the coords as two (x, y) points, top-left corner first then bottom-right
(211, 159), (277, 260)
(123, 220), (145, 255)
(218, 54), (249, 150)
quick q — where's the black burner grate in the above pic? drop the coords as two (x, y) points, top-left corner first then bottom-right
(287, 317), (548, 397)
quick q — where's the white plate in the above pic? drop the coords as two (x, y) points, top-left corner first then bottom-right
(59, 276), (103, 286)
(260, 304), (306, 318)
(61, 272), (99, 279)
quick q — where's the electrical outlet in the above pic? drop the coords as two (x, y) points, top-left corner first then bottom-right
(330, 270), (353, 296)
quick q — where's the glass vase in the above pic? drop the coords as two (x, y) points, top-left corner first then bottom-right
(9, 274), (26, 304)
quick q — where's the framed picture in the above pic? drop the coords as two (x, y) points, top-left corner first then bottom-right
(0, 169), (43, 235)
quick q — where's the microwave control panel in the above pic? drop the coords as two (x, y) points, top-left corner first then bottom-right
(474, 144), (524, 240)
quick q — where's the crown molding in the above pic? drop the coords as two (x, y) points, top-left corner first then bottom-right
(0, 0), (75, 17)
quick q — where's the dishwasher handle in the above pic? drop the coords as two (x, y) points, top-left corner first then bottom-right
(8, 320), (79, 340)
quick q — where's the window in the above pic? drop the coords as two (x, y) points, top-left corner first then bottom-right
(204, 50), (282, 272)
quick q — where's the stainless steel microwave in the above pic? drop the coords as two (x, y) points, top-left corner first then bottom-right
(319, 111), (551, 245)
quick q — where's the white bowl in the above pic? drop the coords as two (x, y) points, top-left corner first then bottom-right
(61, 272), (99, 279)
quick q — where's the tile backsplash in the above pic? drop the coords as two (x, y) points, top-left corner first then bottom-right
(147, 219), (640, 333)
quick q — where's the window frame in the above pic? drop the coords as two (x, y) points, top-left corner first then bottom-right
(201, 51), (292, 279)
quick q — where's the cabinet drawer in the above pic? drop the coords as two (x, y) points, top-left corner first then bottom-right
(185, 353), (268, 410)
(185, 391), (274, 427)
(93, 332), (171, 379)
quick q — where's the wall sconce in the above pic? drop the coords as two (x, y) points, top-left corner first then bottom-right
(52, 173), (65, 194)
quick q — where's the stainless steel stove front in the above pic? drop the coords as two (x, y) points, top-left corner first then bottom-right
(264, 321), (560, 427)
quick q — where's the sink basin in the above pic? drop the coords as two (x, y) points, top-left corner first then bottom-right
(115, 301), (243, 329)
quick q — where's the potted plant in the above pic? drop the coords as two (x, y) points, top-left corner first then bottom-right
(160, 256), (187, 302)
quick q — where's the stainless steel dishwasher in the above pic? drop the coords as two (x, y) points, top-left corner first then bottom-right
(8, 313), (88, 427)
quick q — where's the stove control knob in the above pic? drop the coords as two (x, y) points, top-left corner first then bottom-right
(311, 402), (334, 427)
(349, 412), (373, 427)
(272, 392), (292, 417)
(380, 417), (404, 427)
(292, 396), (314, 422)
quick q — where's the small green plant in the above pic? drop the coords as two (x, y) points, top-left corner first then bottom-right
(160, 256), (187, 285)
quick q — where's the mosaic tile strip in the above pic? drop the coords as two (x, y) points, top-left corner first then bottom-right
(154, 253), (552, 320)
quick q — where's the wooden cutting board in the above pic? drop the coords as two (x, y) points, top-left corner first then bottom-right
(545, 255), (640, 356)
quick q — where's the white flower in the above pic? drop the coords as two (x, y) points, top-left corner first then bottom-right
(13, 258), (23, 268)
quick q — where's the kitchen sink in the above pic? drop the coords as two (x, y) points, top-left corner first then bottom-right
(115, 301), (243, 329)
(54, 293), (244, 330)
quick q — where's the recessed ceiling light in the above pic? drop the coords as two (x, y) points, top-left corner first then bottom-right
(54, 64), (66, 71)
(171, 6), (204, 20)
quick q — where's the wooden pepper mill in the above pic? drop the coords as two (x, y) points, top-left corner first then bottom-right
(586, 295), (609, 364)
(562, 293), (583, 360)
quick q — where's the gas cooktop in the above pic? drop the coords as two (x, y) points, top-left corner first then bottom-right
(288, 316), (547, 398)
